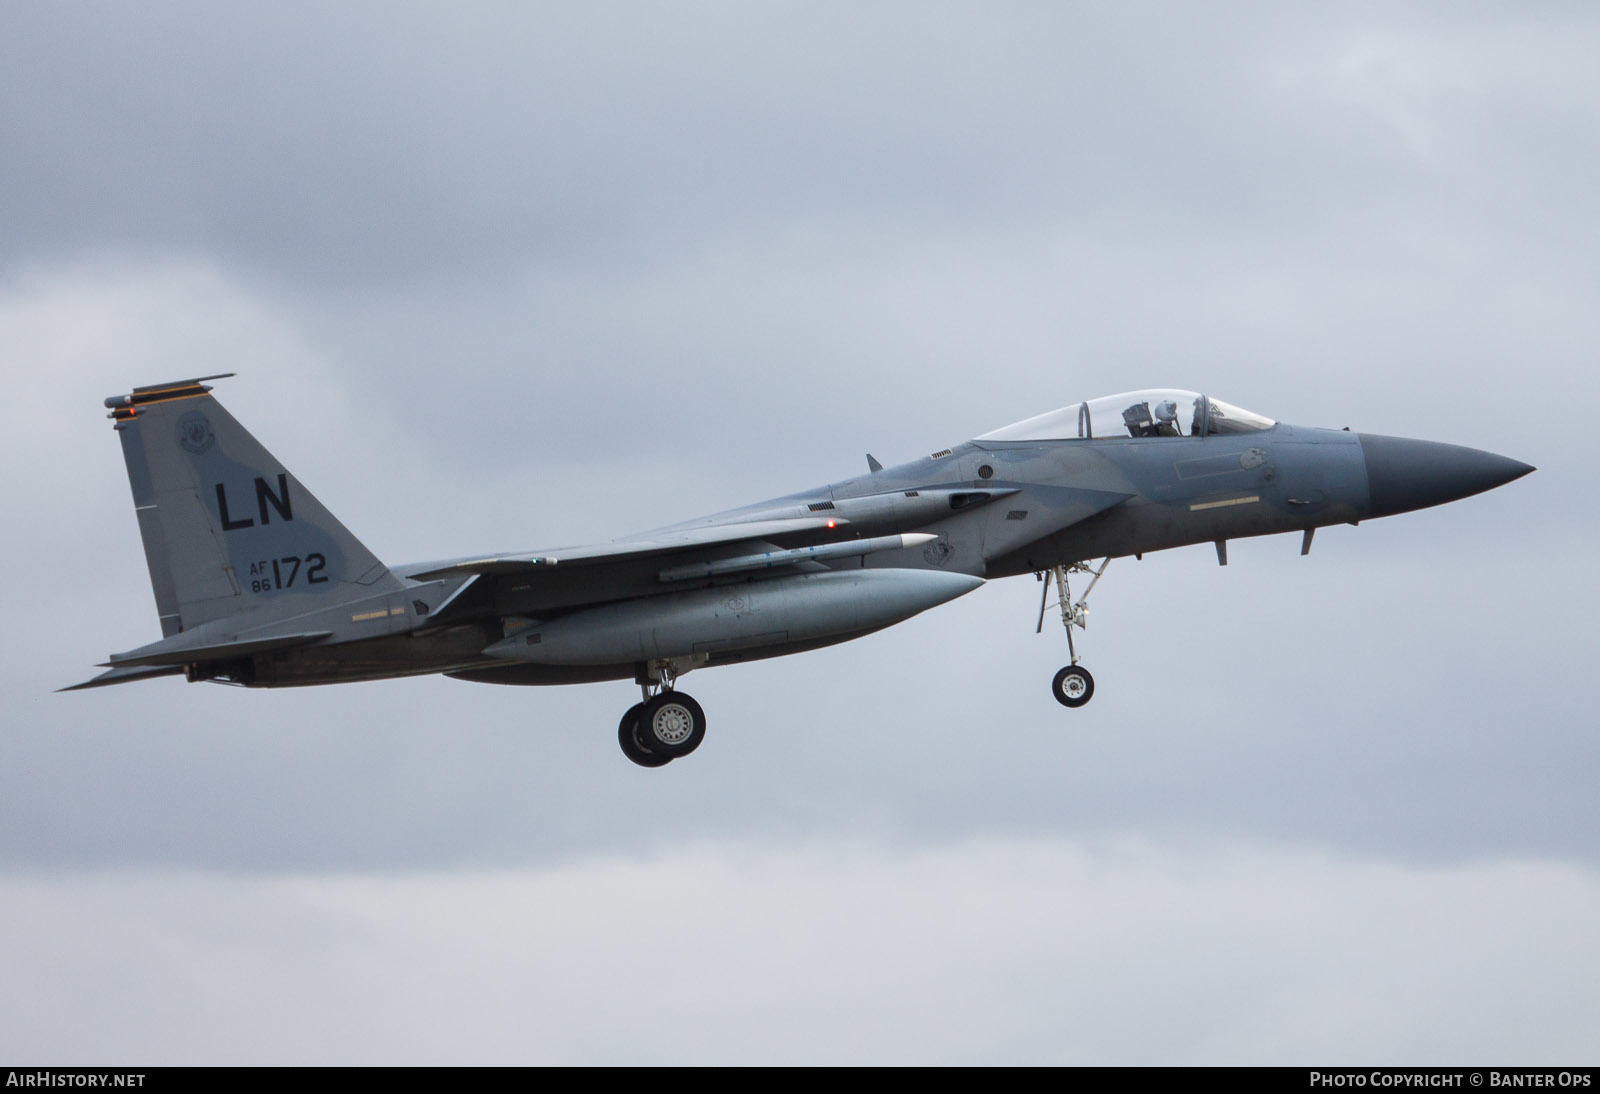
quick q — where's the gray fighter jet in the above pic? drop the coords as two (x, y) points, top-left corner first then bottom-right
(70, 376), (1533, 767)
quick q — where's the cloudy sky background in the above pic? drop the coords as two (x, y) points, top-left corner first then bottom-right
(2, 1), (1595, 1064)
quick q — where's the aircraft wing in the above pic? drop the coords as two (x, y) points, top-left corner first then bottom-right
(399, 516), (849, 580)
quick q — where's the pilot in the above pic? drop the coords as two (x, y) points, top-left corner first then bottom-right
(1153, 400), (1181, 436)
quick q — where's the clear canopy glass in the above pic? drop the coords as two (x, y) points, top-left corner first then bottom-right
(976, 389), (1275, 442)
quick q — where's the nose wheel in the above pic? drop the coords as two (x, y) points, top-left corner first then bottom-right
(1037, 559), (1109, 709)
(1051, 665), (1094, 708)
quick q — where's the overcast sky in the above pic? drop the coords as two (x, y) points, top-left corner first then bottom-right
(2, 1), (1596, 1065)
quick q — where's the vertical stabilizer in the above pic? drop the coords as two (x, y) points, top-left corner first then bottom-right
(106, 376), (402, 636)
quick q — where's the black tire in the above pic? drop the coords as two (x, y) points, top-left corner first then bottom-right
(1051, 665), (1094, 708)
(638, 691), (707, 758)
(618, 702), (672, 767)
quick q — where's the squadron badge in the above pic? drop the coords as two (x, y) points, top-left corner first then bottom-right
(922, 538), (954, 567)
(176, 411), (216, 455)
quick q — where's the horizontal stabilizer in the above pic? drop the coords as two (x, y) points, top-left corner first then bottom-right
(59, 664), (187, 692)
(106, 630), (332, 668)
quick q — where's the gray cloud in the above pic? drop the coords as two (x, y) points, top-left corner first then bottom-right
(7, 3), (1594, 286)
(3, 840), (1597, 1064)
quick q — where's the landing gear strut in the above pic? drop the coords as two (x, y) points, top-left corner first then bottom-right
(1036, 559), (1109, 708)
(617, 660), (707, 768)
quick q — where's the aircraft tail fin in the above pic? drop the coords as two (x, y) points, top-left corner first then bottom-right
(106, 375), (403, 636)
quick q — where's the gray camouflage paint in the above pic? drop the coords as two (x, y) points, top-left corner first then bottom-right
(72, 380), (1533, 745)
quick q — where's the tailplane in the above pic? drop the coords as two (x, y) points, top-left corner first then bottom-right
(106, 375), (402, 637)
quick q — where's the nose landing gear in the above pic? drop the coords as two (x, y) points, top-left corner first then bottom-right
(1036, 559), (1109, 708)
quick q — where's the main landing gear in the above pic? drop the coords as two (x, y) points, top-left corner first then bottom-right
(617, 662), (707, 768)
(1036, 558), (1109, 709)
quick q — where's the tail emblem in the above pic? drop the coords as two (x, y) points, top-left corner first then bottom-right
(177, 411), (216, 454)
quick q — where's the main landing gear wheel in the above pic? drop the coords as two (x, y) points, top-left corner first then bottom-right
(1052, 665), (1094, 708)
(638, 691), (706, 759)
(618, 702), (672, 768)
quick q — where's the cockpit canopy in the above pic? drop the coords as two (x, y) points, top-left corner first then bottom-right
(976, 389), (1275, 443)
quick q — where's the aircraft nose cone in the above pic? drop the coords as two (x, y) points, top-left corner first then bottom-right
(1358, 434), (1535, 518)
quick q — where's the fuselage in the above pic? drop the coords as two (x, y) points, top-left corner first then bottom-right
(79, 380), (1533, 766)
(134, 389), (1534, 690)
(422, 393), (1529, 688)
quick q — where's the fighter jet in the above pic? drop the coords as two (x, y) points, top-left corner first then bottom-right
(70, 376), (1533, 767)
